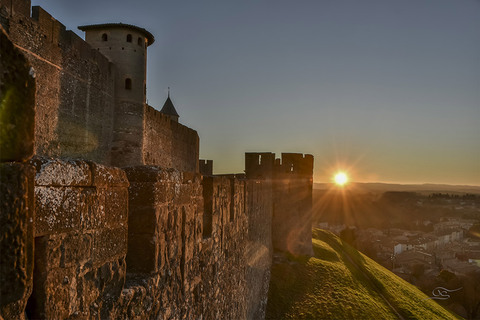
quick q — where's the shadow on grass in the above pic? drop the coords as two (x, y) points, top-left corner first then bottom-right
(313, 229), (392, 303)
(266, 252), (319, 320)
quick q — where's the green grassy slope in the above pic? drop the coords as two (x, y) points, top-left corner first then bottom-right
(266, 229), (462, 320)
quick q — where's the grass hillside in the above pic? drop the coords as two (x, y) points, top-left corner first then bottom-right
(266, 229), (462, 320)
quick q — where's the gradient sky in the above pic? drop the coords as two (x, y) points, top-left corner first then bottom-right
(31, 0), (480, 185)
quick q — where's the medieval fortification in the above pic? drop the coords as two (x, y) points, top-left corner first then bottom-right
(0, 1), (313, 319)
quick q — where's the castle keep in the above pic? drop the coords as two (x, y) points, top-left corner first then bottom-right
(0, 1), (313, 319)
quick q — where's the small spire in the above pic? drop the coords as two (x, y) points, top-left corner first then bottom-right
(160, 89), (179, 121)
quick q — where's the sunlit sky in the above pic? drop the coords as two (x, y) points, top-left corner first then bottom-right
(31, 0), (480, 185)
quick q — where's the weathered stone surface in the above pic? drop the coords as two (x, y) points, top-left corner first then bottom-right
(1, 3), (115, 164)
(0, 163), (35, 320)
(91, 162), (129, 188)
(26, 159), (130, 318)
(34, 186), (90, 236)
(103, 187), (129, 229)
(31, 157), (92, 187)
(27, 252), (126, 319)
(127, 234), (160, 274)
(0, 1), (315, 318)
(0, 27), (35, 162)
(93, 226), (128, 265)
(124, 165), (180, 183)
(33, 158), (129, 236)
(143, 105), (200, 172)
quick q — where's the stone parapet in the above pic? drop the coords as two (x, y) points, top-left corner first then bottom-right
(26, 157), (129, 319)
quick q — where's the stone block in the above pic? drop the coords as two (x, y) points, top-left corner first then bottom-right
(28, 266), (77, 319)
(176, 183), (193, 205)
(182, 171), (201, 184)
(34, 186), (91, 236)
(0, 28), (35, 162)
(61, 232), (94, 268)
(104, 187), (128, 229)
(91, 162), (129, 187)
(0, 163), (34, 318)
(125, 166), (181, 183)
(129, 181), (173, 207)
(31, 157), (92, 187)
(93, 227), (127, 265)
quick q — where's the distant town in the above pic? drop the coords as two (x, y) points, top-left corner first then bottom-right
(314, 184), (480, 285)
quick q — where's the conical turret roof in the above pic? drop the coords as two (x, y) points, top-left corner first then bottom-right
(160, 95), (179, 118)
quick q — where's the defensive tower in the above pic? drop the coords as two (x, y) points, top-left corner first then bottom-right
(245, 152), (314, 255)
(79, 23), (155, 167)
(78, 23), (153, 105)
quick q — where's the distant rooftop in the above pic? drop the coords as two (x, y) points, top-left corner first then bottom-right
(78, 23), (154, 46)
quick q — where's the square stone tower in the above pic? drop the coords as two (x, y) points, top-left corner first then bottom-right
(245, 152), (314, 256)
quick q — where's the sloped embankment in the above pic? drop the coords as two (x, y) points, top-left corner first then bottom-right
(266, 229), (461, 320)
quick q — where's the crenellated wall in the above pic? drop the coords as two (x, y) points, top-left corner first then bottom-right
(246, 152), (314, 256)
(3, 157), (274, 319)
(0, 3), (314, 319)
(0, 0), (199, 172)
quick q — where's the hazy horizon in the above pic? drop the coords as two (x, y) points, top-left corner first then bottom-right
(31, 0), (480, 185)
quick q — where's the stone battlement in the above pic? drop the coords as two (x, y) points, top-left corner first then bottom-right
(0, 0), (198, 171)
(0, 155), (274, 318)
(0, 4), (313, 319)
(246, 152), (314, 179)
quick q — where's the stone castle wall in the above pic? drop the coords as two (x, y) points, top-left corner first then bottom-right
(1, 0), (116, 164)
(143, 105), (199, 172)
(246, 153), (314, 256)
(2, 158), (272, 319)
(27, 158), (129, 319)
(0, 0), (199, 172)
(0, 3), (313, 319)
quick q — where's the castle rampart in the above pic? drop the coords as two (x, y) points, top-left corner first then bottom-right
(27, 157), (129, 319)
(4, 158), (272, 319)
(143, 104), (199, 172)
(1, 0), (116, 164)
(1, 3), (313, 319)
(0, 0), (199, 171)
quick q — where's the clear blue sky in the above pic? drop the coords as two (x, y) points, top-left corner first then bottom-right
(31, 0), (480, 185)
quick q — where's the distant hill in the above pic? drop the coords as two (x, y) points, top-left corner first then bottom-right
(314, 182), (480, 195)
(266, 229), (461, 320)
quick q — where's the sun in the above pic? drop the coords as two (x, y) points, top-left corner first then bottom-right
(334, 172), (349, 186)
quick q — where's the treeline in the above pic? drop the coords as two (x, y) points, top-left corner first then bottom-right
(428, 193), (480, 200)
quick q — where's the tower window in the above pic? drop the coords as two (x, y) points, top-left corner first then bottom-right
(102, 33), (108, 41)
(125, 78), (132, 90)
(126, 34), (132, 42)
(137, 37), (142, 46)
